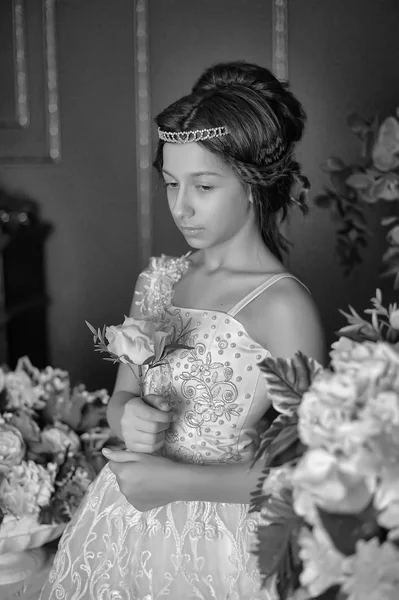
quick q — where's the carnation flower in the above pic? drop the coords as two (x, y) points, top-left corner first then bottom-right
(298, 526), (345, 596)
(4, 370), (43, 411)
(37, 366), (70, 400)
(0, 460), (55, 517)
(341, 538), (399, 600)
(0, 422), (26, 473)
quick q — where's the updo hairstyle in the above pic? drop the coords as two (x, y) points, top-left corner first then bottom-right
(153, 61), (309, 260)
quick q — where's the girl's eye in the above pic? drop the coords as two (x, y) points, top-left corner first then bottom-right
(197, 185), (214, 192)
(164, 182), (178, 189)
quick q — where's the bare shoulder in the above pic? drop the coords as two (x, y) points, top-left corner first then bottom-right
(240, 276), (327, 366)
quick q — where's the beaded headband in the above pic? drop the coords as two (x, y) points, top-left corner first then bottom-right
(158, 126), (229, 144)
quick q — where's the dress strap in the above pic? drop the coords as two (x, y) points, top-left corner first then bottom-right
(228, 273), (311, 318)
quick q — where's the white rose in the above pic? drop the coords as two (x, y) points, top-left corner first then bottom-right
(105, 317), (171, 365)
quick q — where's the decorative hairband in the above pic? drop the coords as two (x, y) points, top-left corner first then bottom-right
(157, 126), (229, 144)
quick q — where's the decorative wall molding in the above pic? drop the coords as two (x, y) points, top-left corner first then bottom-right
(0, 0), (61, 164)
(133, 0), (289, 266)
(45, 0), (61, 162)
(134, 0), (152, 268)
(273, 0), (289, 82)
(14, 0), (29, 128)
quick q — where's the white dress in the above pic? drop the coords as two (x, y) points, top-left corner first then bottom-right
(40, 255), (303, 600)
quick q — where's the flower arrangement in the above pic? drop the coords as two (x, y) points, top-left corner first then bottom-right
(252, 291), (399, 600)
(315, 108), (399, 287)
(0, 357), (120, 551)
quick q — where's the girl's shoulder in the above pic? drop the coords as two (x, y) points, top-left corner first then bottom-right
(240, 275), (326, 364)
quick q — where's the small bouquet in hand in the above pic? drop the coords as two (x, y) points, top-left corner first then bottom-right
(86, 316), (193, 400)
(252, 289), (399, 600)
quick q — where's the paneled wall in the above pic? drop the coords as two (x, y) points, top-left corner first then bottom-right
(0, 1), (398, 390)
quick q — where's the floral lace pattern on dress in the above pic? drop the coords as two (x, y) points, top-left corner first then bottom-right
(135, 253), (190, 318)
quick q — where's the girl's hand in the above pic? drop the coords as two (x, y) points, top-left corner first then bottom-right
(103, 448), (181, 511)
(120, 394), (175, 453)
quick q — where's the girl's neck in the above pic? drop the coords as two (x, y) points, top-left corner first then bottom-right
(192, 231), (279, 275)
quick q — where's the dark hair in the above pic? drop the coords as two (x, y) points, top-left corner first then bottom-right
(153, 61), (309, 260)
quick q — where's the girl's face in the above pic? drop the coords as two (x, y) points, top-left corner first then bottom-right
(162, 142), (253, 249)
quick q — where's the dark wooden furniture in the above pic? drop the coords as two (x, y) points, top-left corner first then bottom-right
(0, 222), (52, 368)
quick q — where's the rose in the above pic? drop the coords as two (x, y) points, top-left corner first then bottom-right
(0, 460), (55, 517)
(0, 422), (26, 473)
(105, 317), (172, 365)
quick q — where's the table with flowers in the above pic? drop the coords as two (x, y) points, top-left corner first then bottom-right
(0, 357), (123, 599)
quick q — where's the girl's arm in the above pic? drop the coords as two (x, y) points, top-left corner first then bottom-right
(175, 459), (263, 504)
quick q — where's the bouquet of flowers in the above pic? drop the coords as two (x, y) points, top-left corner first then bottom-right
(315, 108), (399, 286)
(0, 357), (117, 552)
(252, 291), (399, 600)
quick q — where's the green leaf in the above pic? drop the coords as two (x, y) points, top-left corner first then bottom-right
(321, 157), (346, 172)
(85, 321), (98, 336)
(314, 193), (333, 208)
(312, 586), (346, 600)
(347, 112), (371, 138)
(381, 216), (398, 227)
(253, 489), (302, 599)
(346, 172), (372, 190)
(258, 351), (322, 416)
(317, 502), (382, 557)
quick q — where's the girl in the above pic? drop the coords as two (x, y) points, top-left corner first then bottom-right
(40, 61), (326, 600)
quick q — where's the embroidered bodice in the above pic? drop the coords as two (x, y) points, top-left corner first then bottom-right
(135, 254), (273, 466)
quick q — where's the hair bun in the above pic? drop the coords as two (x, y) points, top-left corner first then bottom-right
(191, 61), (276, 96)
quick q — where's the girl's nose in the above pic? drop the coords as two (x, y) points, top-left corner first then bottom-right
(173, 188), (195, 219)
